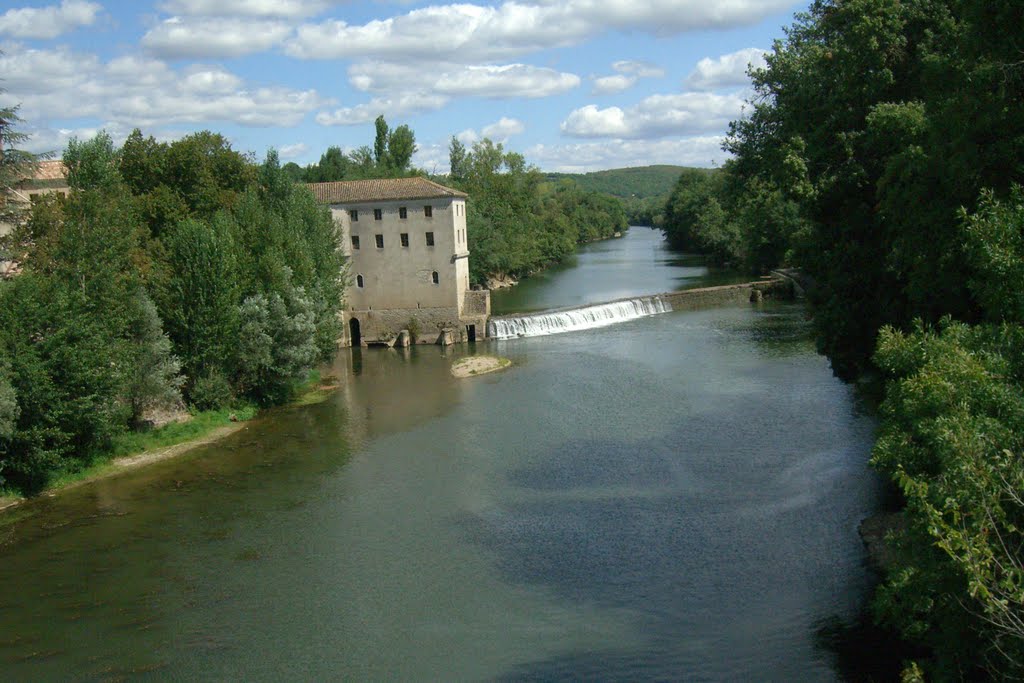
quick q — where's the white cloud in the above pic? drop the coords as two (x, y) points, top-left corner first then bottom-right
(0, 45), (327, 145)
(455, 128), (479, 145)
(450, 117), (525, 148)
(686, 47), (767, 90)
(561, 92), (745, 139)
(349, 61), (578, 99)
(591, 60), (664, 95)
(141, 16), (293, 58)
(527, 136), (728, 172)
(160, 0), (337, 18)
(612, 60), (664, 78)
(0, 0), (100, 39)
(436, 65), (579, 98)
(411, 141), (450, 175)
(278, 142), (309, 159)
(592, 74), (634, 95)
(287, 0), (795, 61)
(482, 117), (524, 140)
(315, 93), (449, 126)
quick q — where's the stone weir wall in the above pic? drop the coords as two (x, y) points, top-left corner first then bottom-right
(661, 277), (794, 311)
(485, 277), (796, 325)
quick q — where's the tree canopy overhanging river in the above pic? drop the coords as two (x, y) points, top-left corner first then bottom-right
(0, 228), (883, 680)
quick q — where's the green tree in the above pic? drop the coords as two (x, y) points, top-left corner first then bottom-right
(448, 137), (468, 181)
(387, 124), (416, 171)
(373, 115), (389, 165)
(0, 183), (144, 491)
(0, 344), (17, 443)
(159, 216), (239, 403)
(0, 103), (39, 229)
(124, 288), (183, 426)
(64, 131), (121, 192)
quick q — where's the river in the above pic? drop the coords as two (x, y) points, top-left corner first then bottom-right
(0, 228), (883, 681)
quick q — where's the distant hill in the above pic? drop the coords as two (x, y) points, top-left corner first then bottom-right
(544, 165), (710, 199)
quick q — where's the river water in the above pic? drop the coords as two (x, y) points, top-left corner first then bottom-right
(0, 228), (883, 681)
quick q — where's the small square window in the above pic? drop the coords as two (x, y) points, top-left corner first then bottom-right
(351, 235), (360, 250)
(349, 209), (358, 221)
(400, 233), (409, 247)
(375, 234), (384, 248)
(425, 231), (434, 246)
(424, 205), (433, 218)
(374, 208), (382, 220)
(399, 207), (407, 219)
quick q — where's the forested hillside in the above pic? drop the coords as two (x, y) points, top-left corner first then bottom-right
(546, 165), (696, 226)
(662, 1), (1024, 677)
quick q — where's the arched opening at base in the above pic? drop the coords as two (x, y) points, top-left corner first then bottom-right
(349, 317), (362, 347)
(466, 324), (477, 343)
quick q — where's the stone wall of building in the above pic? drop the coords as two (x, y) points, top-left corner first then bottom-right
(348, 306), (487, 346)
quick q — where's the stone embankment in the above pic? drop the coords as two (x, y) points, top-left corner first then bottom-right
(661, 277), (794, 311)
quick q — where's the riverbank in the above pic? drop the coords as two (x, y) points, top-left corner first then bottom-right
(0, 375), (340, 514)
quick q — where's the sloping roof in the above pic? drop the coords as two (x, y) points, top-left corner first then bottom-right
(34, 160), (68, 182)
(12, 160), (68, 189)
(308, 177), (467, 204)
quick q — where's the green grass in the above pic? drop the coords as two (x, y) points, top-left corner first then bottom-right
(108, 405), (258, 459)
(1, 368), (338, 505)
(39, 405), (259, 492)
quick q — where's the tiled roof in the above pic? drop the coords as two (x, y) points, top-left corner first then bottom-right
(308, 177), (467, 204)
(33, 160), (68, 182)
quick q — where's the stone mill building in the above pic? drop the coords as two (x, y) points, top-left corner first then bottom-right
(309, 177), (490, 347)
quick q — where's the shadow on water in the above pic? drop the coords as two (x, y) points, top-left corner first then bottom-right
(814, 611), (923, 682)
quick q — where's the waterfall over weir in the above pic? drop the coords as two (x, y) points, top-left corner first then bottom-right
(487, 296), (671, 340)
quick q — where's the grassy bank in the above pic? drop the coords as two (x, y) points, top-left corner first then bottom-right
(0, 370), (336, 510)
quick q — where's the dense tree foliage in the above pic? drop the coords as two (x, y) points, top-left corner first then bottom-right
(545, 165), (688, 226)
(661, 167), (805, 272)
(288, 116), (420, 183)
(445, 138), (627, 284)
(693, 0), (1024, 676)
(867, 190), (1024, 679)
(716, 0), (1024, 379)
(0, 134), (344, 493)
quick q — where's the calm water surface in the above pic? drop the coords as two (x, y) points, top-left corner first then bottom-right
(0, 230), (882, 681)
(490, 227), (751, 315)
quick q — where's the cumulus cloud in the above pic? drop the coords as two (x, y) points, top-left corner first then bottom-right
(612, 60), (664, 78)
(0, 0), (100, 39)
(160, 0), (338, 18)
(561, 92), (745, 139)
(0, 45), (326, 145)
(278, 142), (309, 159)
(287, 0), (795, 61)
(483, 117), (524, 139)
(686, 47), (768, 90)
(592, 74), (634, 95)
(435, 65), (579, 98)
(455, 128), (479, 145)
(349, 61), (578, 98)
(528, 136), (728, 173)
(331, 62), (576, 124)
(591, 60), (664, 95)
(141, 16), (293, 58)
(450, 117), (525, 147)
(315, 93), (449, 126)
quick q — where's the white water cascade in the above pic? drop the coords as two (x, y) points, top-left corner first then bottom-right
(487, 296), (671, 340)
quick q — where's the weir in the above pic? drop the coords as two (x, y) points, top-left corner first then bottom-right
(486, 277), (795, 340)
(488, 296), (669, 339)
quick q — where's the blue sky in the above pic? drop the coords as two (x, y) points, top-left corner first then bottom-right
(0, 0), (806, 172)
